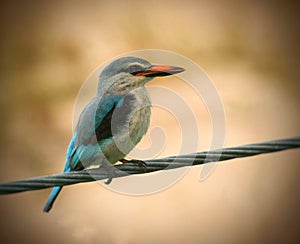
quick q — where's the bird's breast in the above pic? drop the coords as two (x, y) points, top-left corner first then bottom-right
(112, 88), (151, 146)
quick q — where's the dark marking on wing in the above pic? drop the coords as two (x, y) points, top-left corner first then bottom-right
(95, 93), (136, 144)
(80, 93), (136, 147)
(94, 103), (116, 143)
(69, 147), (84, 171)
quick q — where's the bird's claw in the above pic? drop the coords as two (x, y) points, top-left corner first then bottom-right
(131, 159), (148, 172)
(102, 165), (116, 185)
(120, 159), (148, 172)
(105, 176), (113, 185)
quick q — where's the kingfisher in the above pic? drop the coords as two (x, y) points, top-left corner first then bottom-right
(43, 56), (184, 212)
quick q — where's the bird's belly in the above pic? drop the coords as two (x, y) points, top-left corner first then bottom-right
(129, 105), (151, 145)
(99, 91), (151, 164)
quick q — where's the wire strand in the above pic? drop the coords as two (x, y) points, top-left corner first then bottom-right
(0, 136), (299, 194)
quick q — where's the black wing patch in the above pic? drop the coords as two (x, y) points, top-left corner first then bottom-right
(83, 93), (135, 146)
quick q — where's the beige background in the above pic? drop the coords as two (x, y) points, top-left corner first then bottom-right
(0, 0), (299, 243)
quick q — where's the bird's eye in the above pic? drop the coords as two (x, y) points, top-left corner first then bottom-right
(128, 64), (144, 75)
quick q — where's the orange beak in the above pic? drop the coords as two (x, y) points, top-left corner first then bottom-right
(133, 64), (185, 77)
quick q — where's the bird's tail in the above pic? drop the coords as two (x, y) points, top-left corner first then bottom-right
(43, 164), (71, 213)
(43, 186), (63, 212)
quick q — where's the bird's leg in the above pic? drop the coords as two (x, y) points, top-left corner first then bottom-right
(120, 158), (148, 172)
(101, 162), (117, 185)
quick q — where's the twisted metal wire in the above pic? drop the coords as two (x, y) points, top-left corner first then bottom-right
(0, 136), (299, 194)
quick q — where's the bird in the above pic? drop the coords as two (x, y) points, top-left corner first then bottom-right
(43, 56), (185, 212)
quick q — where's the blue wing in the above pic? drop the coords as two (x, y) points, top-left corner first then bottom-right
(68, 93), (123, 170)
(43, 93), (121, 212)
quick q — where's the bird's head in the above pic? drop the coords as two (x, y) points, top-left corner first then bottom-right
(98, 56), (185, 94)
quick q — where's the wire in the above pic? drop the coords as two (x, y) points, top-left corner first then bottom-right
(0, 136), (299, 194)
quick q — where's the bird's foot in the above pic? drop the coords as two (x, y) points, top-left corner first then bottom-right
(120, 159), (148, 172)
(101, 164), (116, 185)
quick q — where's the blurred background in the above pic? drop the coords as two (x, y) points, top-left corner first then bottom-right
(0, 0), (299, 243)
